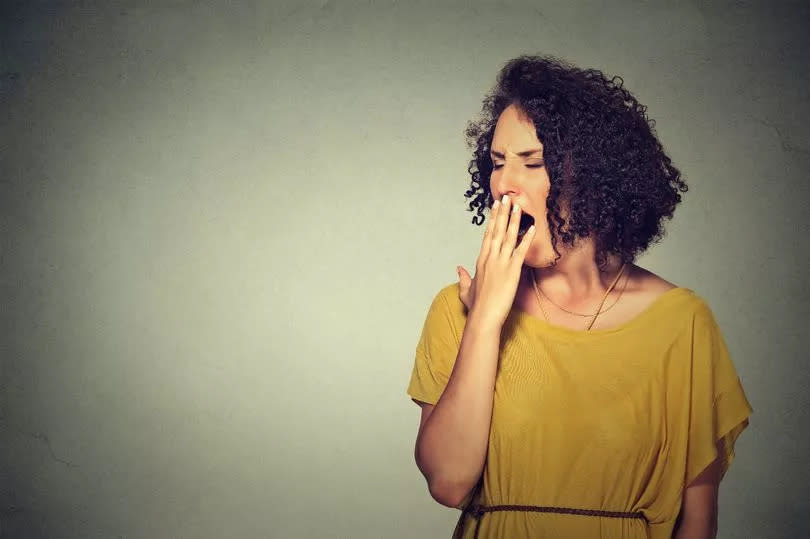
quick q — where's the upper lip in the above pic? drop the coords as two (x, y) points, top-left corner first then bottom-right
(514, 201), (533, 217)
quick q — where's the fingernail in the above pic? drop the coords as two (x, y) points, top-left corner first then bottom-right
(512, 203), (520, 213)
(502, 194), (510, 204)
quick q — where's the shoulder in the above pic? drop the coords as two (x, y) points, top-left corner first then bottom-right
(631, 264), (678, 296)
(419, 282), (468, 340)
(435, 281), (461, 301)
(430, 282), (466, 316)
(631, 264), (709, 317)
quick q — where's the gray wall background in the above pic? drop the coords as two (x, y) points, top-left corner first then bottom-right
(1, 1), (807, 537)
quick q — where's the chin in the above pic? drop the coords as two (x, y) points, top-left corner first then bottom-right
(521, 233), (557, 268)
(522, 246), (556, 269)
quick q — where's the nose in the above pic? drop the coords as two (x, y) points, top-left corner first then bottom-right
(492, 161), (523, 201)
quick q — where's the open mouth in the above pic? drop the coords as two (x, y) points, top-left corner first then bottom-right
(517, 213), (535, 236)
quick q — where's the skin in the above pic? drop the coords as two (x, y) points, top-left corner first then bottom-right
(414, 103), (720, 537)
(462, 105), (685, 331)
(673, 449), (721, 538)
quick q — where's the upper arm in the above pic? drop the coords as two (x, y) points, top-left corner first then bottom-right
(407, 286), (464, 406)
(413, 399), (435, 438)
(677, 442), (722, 537)
(412, 399), (435, 461)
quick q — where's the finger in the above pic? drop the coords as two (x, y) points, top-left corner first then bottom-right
(490, 195), (511, 255)
(458, 266), (472, 289)
(479, 199), (499, 267)
(511, 224), (536, 264)
(500, 202), (521, 258)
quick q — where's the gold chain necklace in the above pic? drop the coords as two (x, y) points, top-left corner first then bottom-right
(534, 263), (631, 316)
(531, 262), (628, 330)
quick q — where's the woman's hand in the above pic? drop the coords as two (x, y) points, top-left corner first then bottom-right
(457, 195), (535, 329)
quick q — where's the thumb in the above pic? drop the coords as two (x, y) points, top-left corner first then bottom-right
(457, 266), (472, 289)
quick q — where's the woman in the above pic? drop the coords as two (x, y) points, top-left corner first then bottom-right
(406, 55), (753, 539)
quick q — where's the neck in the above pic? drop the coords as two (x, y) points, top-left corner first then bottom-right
(527, 242), (626, 304)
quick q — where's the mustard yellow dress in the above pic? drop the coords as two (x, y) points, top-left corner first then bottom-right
(407, 283), (753, 539)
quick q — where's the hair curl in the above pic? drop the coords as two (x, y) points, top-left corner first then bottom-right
(464, 55), (688, 270)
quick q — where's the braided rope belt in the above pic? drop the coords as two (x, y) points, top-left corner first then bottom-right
(454, 503), (648, 539)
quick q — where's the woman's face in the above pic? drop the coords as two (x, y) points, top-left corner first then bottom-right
(489, 104), (556, 266)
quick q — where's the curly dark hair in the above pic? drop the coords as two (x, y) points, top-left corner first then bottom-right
(464, 55), (688, 270)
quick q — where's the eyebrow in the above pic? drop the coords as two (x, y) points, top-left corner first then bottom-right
(490, 148), (543, 159)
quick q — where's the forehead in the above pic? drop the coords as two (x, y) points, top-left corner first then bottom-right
(491, 104), (543, 152)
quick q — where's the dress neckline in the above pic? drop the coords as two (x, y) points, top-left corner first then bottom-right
(509, 286), (694, 338)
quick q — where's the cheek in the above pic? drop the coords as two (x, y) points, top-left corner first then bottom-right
(488, 171), (501, 193)
(538, 171), (551, 193)
(532, 176), (551, 205)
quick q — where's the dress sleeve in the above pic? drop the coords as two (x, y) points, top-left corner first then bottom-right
(406, 285), (464, 405)
(685, 301), (753, 487)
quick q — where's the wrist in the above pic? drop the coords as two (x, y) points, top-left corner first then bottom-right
(465, 308), (505, 335)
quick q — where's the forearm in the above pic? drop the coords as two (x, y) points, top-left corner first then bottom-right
(415, 312), (501, 506)
(672, 514), (716, 539)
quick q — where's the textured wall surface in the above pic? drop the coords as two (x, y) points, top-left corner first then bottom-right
(1, 1), (807, 537)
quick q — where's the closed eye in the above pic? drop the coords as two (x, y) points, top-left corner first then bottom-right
(491, 162), (544, 170)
